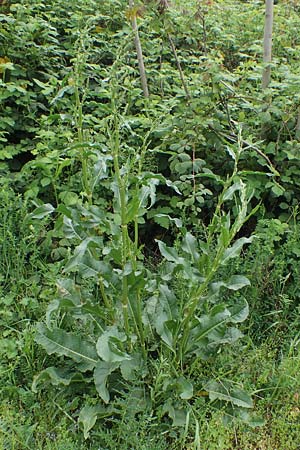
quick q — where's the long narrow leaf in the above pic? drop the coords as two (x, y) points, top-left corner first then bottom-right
(35, 324), (98, 371)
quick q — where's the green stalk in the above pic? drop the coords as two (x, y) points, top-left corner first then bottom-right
(110, 84), (147, 355)
(133, 290), (147, 359)
(178, 161), (249, 363)
(112, 120), (130, 339)
(98, 277), (111, 311)
(178, 246), (225, 364)
(74, 82), (91, 203)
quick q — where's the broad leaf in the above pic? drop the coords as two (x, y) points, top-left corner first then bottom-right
(96, 327), (130, 363)
(154, 214), (182, 229)
(226, 275), (250, 291)
(162, 401), (189, 427)
(157, 241), (186, 266)
(29, 203), (55, 219)
(153, 284), (179, 350)
(32, 367), (86, 393)
(221, 237), (254, 265)
(223, 181), (242, 201)
(94, 360), (120, 403)
(79, 404), (110, 439)
(205, 380), (253, 408)
(64, 242), (111, 279)
(176, 377), (194, 400)
(120, 354), (142, 381)
(229, 298), (249, 323)
(193, 305), (231, 343)
(35, 324), (98, 371)
(181, 232), (199, 262)
(187, 305), (232, 357)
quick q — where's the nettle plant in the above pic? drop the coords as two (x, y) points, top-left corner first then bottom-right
(31, 89), (261, 435)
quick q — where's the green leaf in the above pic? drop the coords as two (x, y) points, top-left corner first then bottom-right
(120, 354), (142, 381)
(162, 401), (189, 427)
(50, 85), (73, 105)
(181, 232), (199, 262)
(79, 405), (109, 439)
(271, 184), (285, 196)
(156, 241), (185, 265)
(221, 237), (254, 265)
(62, 216), (82, 239)
(187, 305), (236, 358)
(205, 380), (253, 408)
(32, 367), (86, 393)
(193, 305), (231, 343)
(35, 324), (98, 371)
(64, 240), (111, 279)
(210, 275), (250, 296)
(154, 214), (182, 229)
(59, 191), (79, 206)
(229, 298), (249, 323)
(96, 327), (130, 363)
(223, 181), (242, 201)
(29, 203), (55, 219)
(225, 145), (237, 162)
(177, 377), (194, 400)
(226, 275), (250, 291)
(94, 360), (120, 403)
(157, 319), (178, 350)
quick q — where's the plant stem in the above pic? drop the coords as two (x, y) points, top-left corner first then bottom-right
(168, 34), (191, 100)
(112, 118), (130, 339)
(98, 276), (111, 312)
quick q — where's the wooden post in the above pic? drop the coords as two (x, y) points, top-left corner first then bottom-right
(262, 0), (274, 89)
(129, 0), (149, 97)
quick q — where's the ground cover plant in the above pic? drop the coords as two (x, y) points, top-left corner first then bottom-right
(1, 0), (300, 448)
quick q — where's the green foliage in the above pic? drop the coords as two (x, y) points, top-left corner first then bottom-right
(228, 215), (300, 345)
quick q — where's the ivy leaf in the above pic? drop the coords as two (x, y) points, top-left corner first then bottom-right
(35, 324), (98, 371)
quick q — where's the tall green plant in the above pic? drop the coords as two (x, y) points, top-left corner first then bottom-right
(32, 101), (260, 433)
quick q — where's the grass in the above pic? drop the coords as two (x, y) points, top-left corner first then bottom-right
(1, 341), (300, 449)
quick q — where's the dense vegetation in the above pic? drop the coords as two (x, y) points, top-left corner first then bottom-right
(1, 0), (300, 448)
